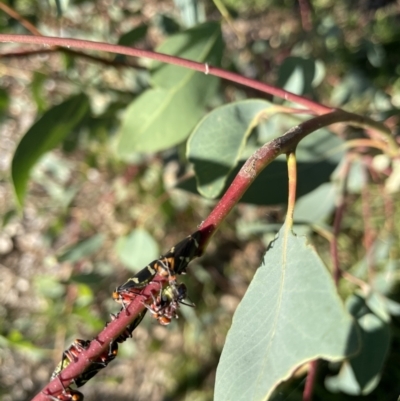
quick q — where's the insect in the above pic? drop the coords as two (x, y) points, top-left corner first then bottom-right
(145, 281), (194, 326)
(108, 308), (148, 343)
(51, 339), (118, 388)
(44, 388), (84, 401)
(162, 230), (202, 275)
(113, 231), (202, 305)
(51, 339), (91, 381)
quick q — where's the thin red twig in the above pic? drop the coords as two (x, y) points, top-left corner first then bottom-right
(0, 34), (393, 149)
(0, 2), (41, 35)
(32, 278), (165, 401)
(303, 360), (318, 401)
(0, 33), (332, 115)
(199, 111), (388, 242)
(1, 47), (144, 68)
(0, 4), (142, 69)
(28, 110), (391, 401)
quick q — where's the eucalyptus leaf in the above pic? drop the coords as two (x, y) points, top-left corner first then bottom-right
(11, 93), (90, 206)
(115, 228), (159, 271)
(276, 57), (317, 96)
(117, 22), (223, 155)
(185, 100), (343, 203)
(215, 223), (359, 401)
(188, 99), (273, 198)
(293, 182), (336, 224)
(58, 234), (105, 263)
(326, 294), (390, 395)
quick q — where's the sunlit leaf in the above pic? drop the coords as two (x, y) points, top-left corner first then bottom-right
(187, 99), (273, 198)
(183, 122), (343, 205)
(117, 21), (223, 155)
(115, 228), (159, 271)
(293, 182), (336, 224)
(11, 93), (90, 206)
(215, 223), (359, 401)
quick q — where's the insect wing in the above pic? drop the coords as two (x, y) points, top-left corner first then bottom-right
(116, 262), (158, 292)
(163, 231), (202, 275)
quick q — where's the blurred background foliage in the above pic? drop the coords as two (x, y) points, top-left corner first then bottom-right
(0, 0), (400, 400)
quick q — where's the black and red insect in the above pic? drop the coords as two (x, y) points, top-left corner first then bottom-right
(112, 231), (201, 306)
(113, 231), (201, 305)
(51, 339), (118, 388)
(145, 281), (194, 325)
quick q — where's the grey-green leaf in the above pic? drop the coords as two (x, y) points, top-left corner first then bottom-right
(187, 99), (273, 198)
(182, 124), (343, 205)
(293, 182), (336, 224)
(11, 93), (90, 206)
(115, 228), (159, 271)
(325, 293), (390, 395)
(276, 57), (318, 95)
(58, 234), (105, 263)
(117, 21), (223, 155)
(215, 223), (359, 401)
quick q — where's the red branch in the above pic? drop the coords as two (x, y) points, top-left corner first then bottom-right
(1, 47), (143, 68)
(6, 29), (391, 400)
(0, 34), (331, 115)
(29, 110), (386, 400)
(33, 278), (164, 401)
(199, 110), (389, 240)
(303, 360), (318, 401)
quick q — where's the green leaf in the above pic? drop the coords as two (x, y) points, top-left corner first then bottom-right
(115, 25), (149, 63)
(34, 276), (65, 299)
(215, 223), (359, 401)
(156, 14), (181, 35)
(117, 25), (148, 46)
(187, 99), (273, 198)
(0, 87), (10, 117)
(31, 72), (48, 111)
(181, 128), (343, 205)
(325, 294), (390, 395)
(330, 70), (371, 106)
(70, 273), (104, 285)
(11, 93), (90, 206)
(117, 21), (223, 155)
(58, 234), (105, 263)
(293, 182), (336, 224)
(276, 57), (318, 96)
(115, 228), (159, 271)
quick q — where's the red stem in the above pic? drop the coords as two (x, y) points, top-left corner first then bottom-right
(0, 2), (41, 36)
(199, 111), (382, 244)
(28, 111), (392, 400)
(303, 360), (318, 401)
(1, 47), (143, 68)
(9, 31), (391, 400)
(0, 33), (332, 115)
(32, 278), (166, 401)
